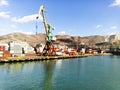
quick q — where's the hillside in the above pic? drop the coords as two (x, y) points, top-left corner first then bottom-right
(0, 32), (46, 47)
(56, 35), (105, 47)
(0, 32), (105, 47)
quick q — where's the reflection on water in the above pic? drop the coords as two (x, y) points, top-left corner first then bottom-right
(0, 60), (62, 90)
(43, 60), (56, 90)
(0, 62), (34, 76)
(0, 56), (120, 90)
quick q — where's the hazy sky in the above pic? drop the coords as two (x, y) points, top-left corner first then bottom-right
(0, 0), (120, 36)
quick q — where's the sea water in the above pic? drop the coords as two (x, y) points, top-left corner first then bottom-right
(0, 55), (120, 90)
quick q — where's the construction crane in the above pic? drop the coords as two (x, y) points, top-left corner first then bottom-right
(36, 5), (56, 55)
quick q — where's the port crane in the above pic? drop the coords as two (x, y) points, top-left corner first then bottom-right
(36, 5), (56, 55)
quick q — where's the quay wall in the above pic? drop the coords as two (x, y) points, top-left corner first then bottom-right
(0, 53), (112, 63)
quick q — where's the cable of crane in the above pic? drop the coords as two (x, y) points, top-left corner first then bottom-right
(35, 0), (47, 35)
(36, 19), (38, 35)
(45, 10), (51, 24)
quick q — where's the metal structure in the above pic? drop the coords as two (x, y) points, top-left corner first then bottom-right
(36, 5), (56, 55)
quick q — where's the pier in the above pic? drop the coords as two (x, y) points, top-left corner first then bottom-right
(0, 55), (87, 63)
(0, 53), (112, 63)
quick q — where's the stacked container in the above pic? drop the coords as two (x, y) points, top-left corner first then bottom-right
(24, 46), (35, 53)
(0, 44), (9, 51)
(9, 41), (23, 56)
(9, 41), (35, 57)
(24, 45), (35, 56)
(4, 51), (11, 57)
(0, 46), (5, 57)
(0, 44), (11, 58)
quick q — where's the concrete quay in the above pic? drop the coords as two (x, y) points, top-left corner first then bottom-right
(0, 53), (112, 63)
(0, 55), (88, 63)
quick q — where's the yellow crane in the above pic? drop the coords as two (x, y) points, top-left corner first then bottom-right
(36, 5), (56, 55)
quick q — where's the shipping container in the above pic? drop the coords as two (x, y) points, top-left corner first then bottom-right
(0, 44), (9, 51)
(11, 54), (23, 57)
(10, 50), (22, 54)
(25, 53), (35, 56)
(3, 51), (11, 57)
(9, 41), (35, 55)
(0, 53), (3, 57)
(0, 51), (3, 54)
(0, 46), (5, 51)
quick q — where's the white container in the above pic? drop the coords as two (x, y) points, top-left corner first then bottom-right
(56, 52), (62, 56)
(0, 54), (3, 57)
(81, 48), (85, 54)
(52, 36), (56, 41)
(0, 51), (3, 54)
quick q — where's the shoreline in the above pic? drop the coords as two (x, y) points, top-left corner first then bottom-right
(0, 53), (112, 63)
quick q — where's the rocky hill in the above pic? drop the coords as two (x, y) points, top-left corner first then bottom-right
(56, 35), (105, 47)
(0, 32), (105, 47)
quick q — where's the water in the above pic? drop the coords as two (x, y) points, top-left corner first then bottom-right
(0, 55), (120, 90)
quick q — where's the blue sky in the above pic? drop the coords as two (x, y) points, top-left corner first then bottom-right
(0, 0), (120, 36)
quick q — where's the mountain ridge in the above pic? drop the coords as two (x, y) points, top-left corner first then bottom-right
(0, 32), (105, 47)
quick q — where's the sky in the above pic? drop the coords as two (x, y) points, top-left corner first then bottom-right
(0, 0), (120, 36)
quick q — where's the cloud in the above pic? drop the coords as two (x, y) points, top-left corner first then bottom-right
(110, 26), (117, 30)
(106, 31), (117, 35)
(0, 11), (10, 18)
(95, 24), (102, 29)
(0, 28), (15, 35)
(12, 14), (42, 23)
(10, 25), (34, 34)
(57, 29), (77, 36)
(10, 24), (18, 29)
(13, 30), (34, 35)
(0, 25), (34, 35)
(0, 0), (9, 6)
(58, 31), (66, 35)
(109, 0), (120, 7)
(104, 26), (118, 35)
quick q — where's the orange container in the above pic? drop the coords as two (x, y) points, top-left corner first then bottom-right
(64, 48), (68, 53)
(3, 51), (11, 58)
(0, 46), (5, 51)
(25, 53), (35, 56)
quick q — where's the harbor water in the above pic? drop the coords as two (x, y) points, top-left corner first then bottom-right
(0, 55), (120, 90)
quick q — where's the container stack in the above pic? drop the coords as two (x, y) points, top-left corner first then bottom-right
(0, 44), (11, 58)
(9, 41), (23, 56)
(34, 43), (45, 55)
(0, 46), (5, 58)
(24, 45), (35, 56)
(4, 51), (11, 57)
(9, 41), (35, 57)
(0, 44), (9, 51)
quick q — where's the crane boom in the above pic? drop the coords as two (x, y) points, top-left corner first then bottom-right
(37, 5), (48, 36)
(36, 5), (55, 42)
